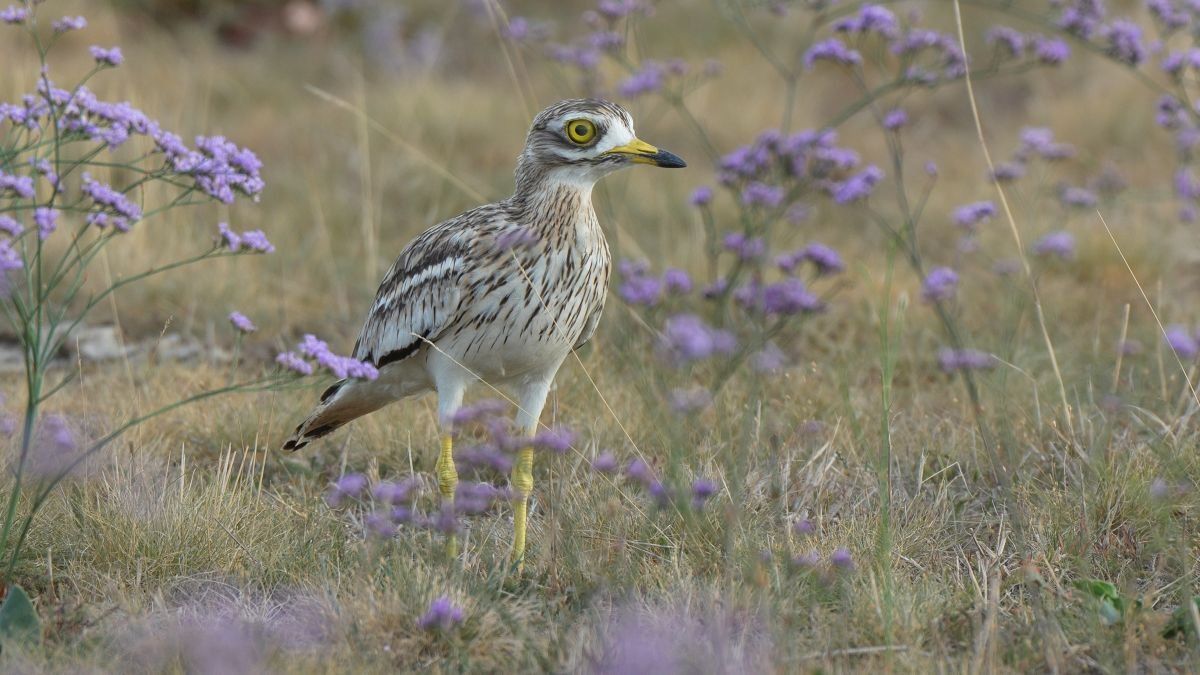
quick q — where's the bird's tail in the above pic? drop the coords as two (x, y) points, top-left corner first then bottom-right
(282, 379), (389, 451)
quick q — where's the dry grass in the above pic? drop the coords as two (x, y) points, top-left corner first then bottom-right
(0, 0), (1199, 672)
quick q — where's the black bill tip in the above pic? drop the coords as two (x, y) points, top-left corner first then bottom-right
(651, 148), (686, 168)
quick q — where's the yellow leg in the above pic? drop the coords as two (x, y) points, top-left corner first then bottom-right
(435, 435), (458, 558)
(510, 446), (534, 572)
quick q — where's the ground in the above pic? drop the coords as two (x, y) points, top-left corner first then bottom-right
(0, 0), (1198, 672)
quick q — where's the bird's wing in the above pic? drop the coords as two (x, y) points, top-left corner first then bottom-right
(352, 215), (479, 368)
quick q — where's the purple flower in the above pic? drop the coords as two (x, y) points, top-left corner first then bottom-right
(953, 201), (996, 230)
(592, 451), (619, 474)
(297, 334), (378, 380)
(373, 479), (417, 505)
(752, 342), (787, 372)
(1032, 231), (1075, 260)
(418, 596), (464, 631)
(740, 182), (785, 208)
(761, 278), (822, 315)
(81, 175), (142, 231)
(801, 243), (844, 275)
(882, 108), (908, 130)
(532, 427), (574, 452)
(669, 387), (712, 413)
(1019, 127), (1074, 160)
(1165, 325), (1199, 359)
(618, 275), (662, 306)
(1032, 35), (1071, 64)
(1103, 19), (1145, 66)
(89, 46), (123, 67)
(1059, 186), (1098, 208)
(228, 311), (256, 334)
(0, 172), (34, 200)
(833, 5), (898, 38)
(503, 16), (530, 41)
(690, 479), (718, 508)
(241, 229), (274, 253)
(924, 161), (939, 177)
(33, 208), (57, 240)
(325, 472), (367, 507)
(365, 511), (396, 538)
(689, 186), (713, 207)
(803, 38), (862, 69)
(661, 314), (734, 361)
(0, 5), (27, 24)
(449, 399), (508, 426)
(1148, 0), (1190, 30)
(0, 216), (20, 237)
(625, 458), (655, 485)
(986, 26), (1025, 57)
(937, 348), (996, 372)
(618, 62), (666, 97)
(990, 162), (1025, 182)
(793, 518), (814, 535)
(663, 268), (692, 294)
(832, 165), (883, 204)
(921, 267), (959, 302)
(722, 232), (765, 260)
(276, 351), (314, 375)
(52, 16), (87, 33)
(830, 547), (854, 570)
(1057, 0), (1105, 38)
(217, 222), (241, 251)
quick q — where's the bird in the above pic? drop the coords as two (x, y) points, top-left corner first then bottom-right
(283, 98), (685, 568)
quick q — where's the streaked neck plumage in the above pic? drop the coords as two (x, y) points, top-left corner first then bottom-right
(509, 155), (601, 239)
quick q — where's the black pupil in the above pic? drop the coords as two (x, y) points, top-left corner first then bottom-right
(574, 124), (589, 138)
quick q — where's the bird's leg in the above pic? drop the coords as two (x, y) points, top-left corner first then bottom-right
(435, 434), (459, 558)
(510, 445), (534, 572)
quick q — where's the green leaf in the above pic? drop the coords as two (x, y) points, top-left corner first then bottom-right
(0, 585), (40, 643)
(1163, 597), (1200, 640)
(1072, 579), (1126, 625)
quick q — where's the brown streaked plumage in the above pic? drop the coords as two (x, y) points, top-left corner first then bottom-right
(283, 98), (684, 566)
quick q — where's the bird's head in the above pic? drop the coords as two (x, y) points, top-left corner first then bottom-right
(515, 98), (685, 192)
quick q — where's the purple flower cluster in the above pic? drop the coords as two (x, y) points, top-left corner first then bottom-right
(228, 311), (256, 334)
(52, 15), (86, 33)
(616, 259), (663, 306)
(736, 278), (823, 316)
(81, 174), (142, 230)
(1165, 325), (1199, 359)
(953, 201), (996, 230)
(921, 267), (959, 302)
(88, 45), (123, 67)
(1032, 231), (1076, 260)
(296, 334), (378, 380)
(833, 5), (898, 39)
(937, 348), (996, 372)
(776, 242), (845, 276)
(216, 222), (274, 253)
(659, 314), (737, 362)
(722, 232), (766, 260)
(276, 335), (378, 380)
(803, 38), (862, 69)
(0, 171), (34, 200)
(418, 597), (464, 631)
(891, 28), (966, 80)
(33, 207), (57, 240)
(0, 5), (27, 24)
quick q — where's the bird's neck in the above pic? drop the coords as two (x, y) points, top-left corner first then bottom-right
(510, 171), (598, 237)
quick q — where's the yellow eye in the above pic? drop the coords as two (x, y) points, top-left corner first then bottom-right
(566, 119), (597, 145)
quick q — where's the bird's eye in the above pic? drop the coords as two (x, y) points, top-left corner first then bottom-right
(566, 119), (597, 145)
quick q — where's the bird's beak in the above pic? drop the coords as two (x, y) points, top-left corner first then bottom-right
(604, 138), (687, 168)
